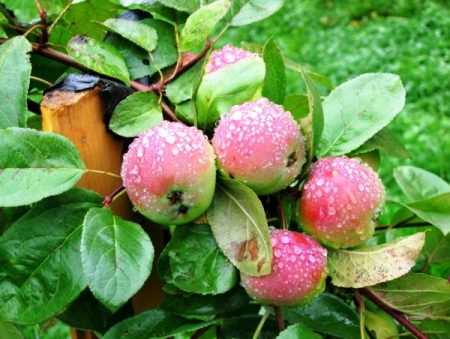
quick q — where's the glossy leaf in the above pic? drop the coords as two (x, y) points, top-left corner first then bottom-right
(299, 66), (324, 159)
(352, 127), (409, 159)
(59, 0), (121, 40)
(180, 0), (231, 52)
(166, 61), (205, 104)
(105, 18), (178, 80)
(284, 94), (309, 120)
(328, 233), (425, 288)
(0, 0), (71, 25)
(196, 57), (265, 130)
(282, 293), (360, 339)
(67, 36), (130, 85)
(101, 18), (158, 52)
(81, 207), (154, 312)
(109, 91), (163, 137)
(417, 320), (450, 339)
(318, 73), (406, 156)
(221, 315), (278, 338)
(159, 224), (237, 295)
(364, 309), (398, 339)
(103, 309), (217, 339)
(394, 166), (450, 201)
(0, 320), (23, 339)
(207, 178), (272, 276)
(370, 273), (450, 320)
(231, 0), (285, 26)
(0, 189), (101, 324)
(161, 286), (249, 316)
(0, 36), (31, 129)
(262, 38), (285, 104)
(277, 323), (321, 339)
(405, 193), (450, 235)
(156, 0), (199, 13)
(0, 128), (85, 207)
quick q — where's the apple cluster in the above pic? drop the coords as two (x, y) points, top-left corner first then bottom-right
(120, 45), (385, 306)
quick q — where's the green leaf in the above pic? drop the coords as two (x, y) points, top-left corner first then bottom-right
(161, 286), (249, 317)
(0, 0), (71, 25)
(394, 166), (450, 201)
(0, 189), (101, 324)
(370, 273), (450, 320)
(282, 293), (360, 339)
(59, 0), (121, 41)
(109, 92), (163, 137)
(221, 315), (279, 338)
(105, 18), (178, 80)
(156, 0), (199, 13)
(352, 127), (409, 159)
(318, 73), (406, 156)
(101, 18), (158, 52)
(262, 38), (285, 104)
(0, 36), (31, 129)
(81, 207), (154, 312)
(103, 309), (217, 339)
(277, 323), (321, 339)
(364, 309), (398, 339)
(417, 320), (450, 339)
(328, 233), (425, 288)
(67, 36), (130, 85)
(284, 94), (309, 121)
(166, 61), (205, 104)
(231, 0), (285, 26)
(196, 57), (265, 130)
(180, 0), (231, 52)
(299, 66), (324, 159)
(0, 128), (85, 207)
(405, 193), (450, 235)
(207, 178), (272, 276)
(0, 320), (23, 339)
(57, 290), (124, 334)
(159, 224), (237, 295)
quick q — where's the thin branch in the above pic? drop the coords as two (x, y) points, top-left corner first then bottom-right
(48, 1), (72, 35)
(277, 193), (287, 230)
(273, 306), (285, 331)
(160, 99), (180, 122)
(360, 288), (427, 339)
(252, 309), (270, 339)
(33, 0), (48, 46)
(103, 185), (125, 207)
(376, 222), (431, 231)
(30, 75), (52, 87)
(354, 290), (367, 339)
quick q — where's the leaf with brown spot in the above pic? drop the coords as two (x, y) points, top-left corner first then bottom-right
(207, 178), (272, 276)
(328, 233), (425, 288)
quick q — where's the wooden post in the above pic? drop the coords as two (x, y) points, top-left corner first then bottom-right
(41, 85), (164, 337)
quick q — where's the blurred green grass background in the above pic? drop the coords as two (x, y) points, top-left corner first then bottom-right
(223, 0), (450, 207)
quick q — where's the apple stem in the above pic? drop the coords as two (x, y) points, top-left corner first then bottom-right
(354, 289), (367, 339)
(252, 308), (270, 339)
(359, 288), (427, 339)
(273, 306), (285, 331)
(277, 193), (288, 230)
(103, 185), (125, 207)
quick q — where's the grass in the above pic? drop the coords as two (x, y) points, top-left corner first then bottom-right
(222, 0), (450, 215)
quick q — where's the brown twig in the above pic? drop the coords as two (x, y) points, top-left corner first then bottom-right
(273, 306), (285, 331)
(33, 0), (48, 46)
(360, 288), (427, 339)
(192, 325), (213, 339)
(354, 290), (367, 339)
(160, 99), (180, 122)
(375, 222), (431, 231)
(103, 185), (125, 207)
(277, 193), (287, 230)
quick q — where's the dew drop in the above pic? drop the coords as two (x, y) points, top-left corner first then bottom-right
(317, 178), (324, 186)
(274, 249), (282, 258)
(137, 146), (144, 157)
(294, 246), (301, 254)
(289, 254), (297, 263)
(281, 235), (291, 244)
(308, 255), (316, 263)
(328, 207), (336, 216)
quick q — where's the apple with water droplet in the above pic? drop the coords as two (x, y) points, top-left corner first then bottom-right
(212, 98), (305, 195)
(121, 121), (216, 225)
(241, 229), (327, 306)
(299, 156), (385, 248)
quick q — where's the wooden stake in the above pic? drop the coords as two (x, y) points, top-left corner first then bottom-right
(41, 85), (164, 338)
